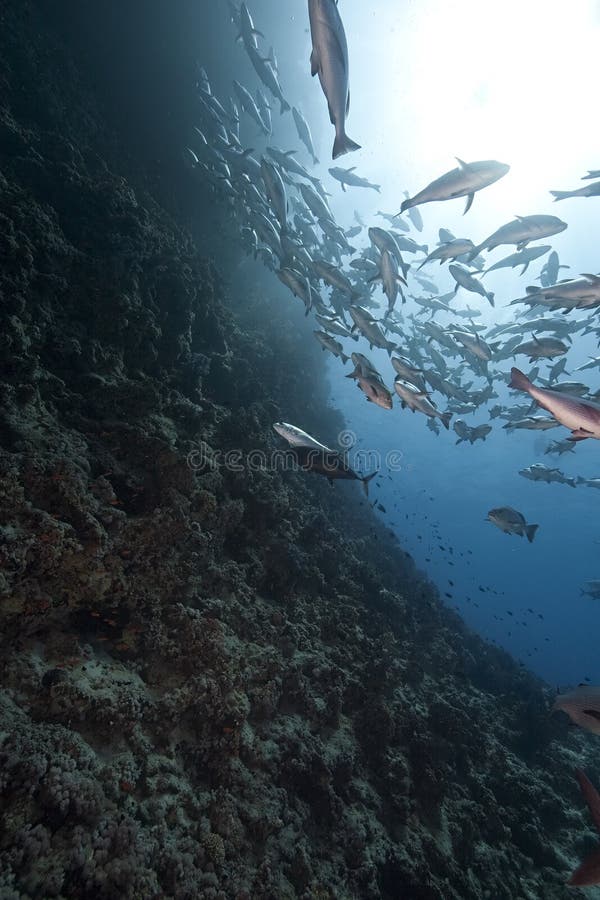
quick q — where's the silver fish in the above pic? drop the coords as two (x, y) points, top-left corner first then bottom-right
(550, 181), (600, 201)
(329, 166), (380, 192)
(401, 158), (510, 215)
(292, 106), (319, 165)
(394, 378), (452, 429)
(308, 0), (361, 159)
(470, 214), (567, 257)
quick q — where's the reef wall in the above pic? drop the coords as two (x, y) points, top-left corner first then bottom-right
(0, 2), (598, 898)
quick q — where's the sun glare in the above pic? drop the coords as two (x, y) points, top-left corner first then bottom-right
(345, 0), (600, 218)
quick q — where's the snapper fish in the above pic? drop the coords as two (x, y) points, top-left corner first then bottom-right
(553, 685), (600, 735)
(510, 368), (600, 441)
(486, 506), (538, 542)
(272, 422), (377, 495)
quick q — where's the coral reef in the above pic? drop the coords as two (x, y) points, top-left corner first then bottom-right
(0, 1), (598, 898)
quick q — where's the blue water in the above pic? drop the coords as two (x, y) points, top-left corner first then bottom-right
(192, 0), (600, 689)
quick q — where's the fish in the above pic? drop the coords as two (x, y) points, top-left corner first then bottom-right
(232, 80), (270, 134)
(266, 147), (320, 185)
(312, 259), (359, 298)
(469, 214), (567, 258)
(391, 356), (427, 392)
(519, 464), (576, 488)
(289, 445), (378, 494)
(482, 245), (551, 276)
(299, 182), (333, 221)
(394, 378), (452, 429)
(276, 268), (312, 314)
(581, 581), (600, 600)
(292, 106), (319, 165)
(513, 335), (568, 362)
(369, 249), (407, 317)
(568, 770), (600, 887)
(349, 306), (398, 354)
(260, 157), (287, 229)
(417, 239), (475, 270)
(313, 330), (349, 363)
(329, 166), (381, 192)
(503, 416), (559, 432)
(450, 331), (498, 362)
(400, 158), (510, 215)
(345, 352), (382, 380)
(510, 368), (600, 441)
(512, 274), (600, 312)
(356, 374), (393, 409)
(308, 0), (361, 159)
(449, 264), (495, 307)
(245, 43), (290, 115)
(453, 420), (492, 444)
(238, 2), (262, 51)
(550, 181), (600, 201)
(315, 313), (358, 340)
(553, 686), (600, 735)
(273, 422), (332, 452)
(486, 506), (538, 542)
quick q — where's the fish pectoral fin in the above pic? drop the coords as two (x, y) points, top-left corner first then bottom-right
(568, 428), (593, 441)
(346, 89), (350, 115)
(310, 49), (320, 77)
(464, 193), (475, 214)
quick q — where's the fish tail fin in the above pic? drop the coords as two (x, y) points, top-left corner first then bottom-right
(280, 99), (291, 115)
(332, 132), (361, 160)
(509, 367), (533, 393)
(361, 470), (378, 497)
(525, 524), (539, 543)
(550, 190), (571, 201)
(374, 185), (381, 193)
(341, 353), (350, 365)
(487, 291), (495, 307)
(312, 155), (319, 166)
(440, 412), (452, 430)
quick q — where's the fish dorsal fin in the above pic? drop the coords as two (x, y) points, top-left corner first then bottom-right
(532, 334), (540, 343)
(455, 157), (468, 169)
(347, 166), (357, 173)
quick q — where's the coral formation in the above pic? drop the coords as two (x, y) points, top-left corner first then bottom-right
(0, 1), (598, 898)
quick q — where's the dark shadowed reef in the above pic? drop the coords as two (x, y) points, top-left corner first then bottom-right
(1, 2), (599, 898)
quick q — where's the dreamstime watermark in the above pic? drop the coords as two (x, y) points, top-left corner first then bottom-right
(186, 430), (404, 475)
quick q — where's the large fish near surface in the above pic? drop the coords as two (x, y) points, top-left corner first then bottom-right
(329, 166), (380, 192)
(469, 214), (567, 258)
(513, 335), (567, 362)
(512, 274), (600, 312)
(510, 367), (600, 441)
(292, 106), (319, 165)
(486, 506), (538, 542)
(417, 239), (475, 270)
(550, 180), (600, 201)
(308, 0), (361, 159)
(483, 245), (551, 276)
(272, 422), (377, 495)
(400, 158), (510, 215)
